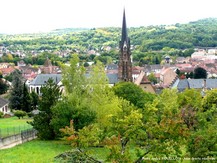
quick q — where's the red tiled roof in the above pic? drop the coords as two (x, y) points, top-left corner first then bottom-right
(0, 67), (16, 75)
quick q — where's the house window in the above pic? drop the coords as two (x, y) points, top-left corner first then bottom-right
(5, 105), (7, 112)
(2, 108), (4, 112)
(36, 87), (39, 94)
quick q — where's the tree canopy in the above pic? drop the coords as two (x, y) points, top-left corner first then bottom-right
(194, 67), (207, 79)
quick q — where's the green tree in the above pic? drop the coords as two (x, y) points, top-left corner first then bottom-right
(106, 102), (143, 162)
(83, 62), (89, 67)
(178, 89), (202, 129)
(112, 82), (155, 109)
(105, 89), (187, 162)
(61, 54), (86, 95)
(148, 72), (157, 84)
(187, 125), (217, 161)
(9, 70), (24, 110)
(176, 68), (180, 75)
(51, 98), (96, 137)
(86, 61), (122, 127)
(30, 78), (62, 140)
(0, 78), (8, 94)
(21, 83), (31, 112)
(194, 67), (207, 79)
(186, 89), (217, 160)
(30, 91), (39, 110)
(14, 110), (27, 119)
(0, 111), (3, 118)
(136, 89), (188, 160)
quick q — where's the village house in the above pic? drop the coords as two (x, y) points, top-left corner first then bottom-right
(17, 60), (26, 67)
(18, 66), (41, 81)
(132, 66), (144, 81)
(0, 97), (10, 115)
(40, 58), (60, 74)
(29, 74), (62, 95)
(0, 62), (12, 69)
(176, 57), (190, 64)
(145, 64), (162, 75)
(160, 67), (178, 87)
(138, 75), (156, 93)
(0, 66), (16, 77)
(174, 79), (217, 92)
(105, 63), (118, 74)
(175, 63), (194, 73)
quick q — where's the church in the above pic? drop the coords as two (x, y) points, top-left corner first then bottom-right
(118, 9), (133, 82)
(115, 9), (156, 93)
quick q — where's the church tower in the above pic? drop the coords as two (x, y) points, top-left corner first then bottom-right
(118, 9), (132, 82)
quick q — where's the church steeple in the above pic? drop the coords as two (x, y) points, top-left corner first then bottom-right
(121, 9), (128, 47)
(118, 9), (132, 82)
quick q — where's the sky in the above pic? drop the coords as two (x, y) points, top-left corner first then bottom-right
(0, 0), (217, 34)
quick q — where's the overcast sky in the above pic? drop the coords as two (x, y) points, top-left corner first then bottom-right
(0, 0), (217, 34)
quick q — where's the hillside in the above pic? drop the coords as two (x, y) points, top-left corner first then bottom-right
(0, 18), (217, 65)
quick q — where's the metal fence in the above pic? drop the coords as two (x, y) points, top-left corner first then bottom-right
(0, 125), (33, 138)
(21, 129), (38, 142)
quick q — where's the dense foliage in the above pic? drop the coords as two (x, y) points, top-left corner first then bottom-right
(0, 111), (3, 118)
(8, 70), (38, 113)
(9, 70), (24, 110)
(30, 79), (62, 140)
(112, 82), (155, 108)
(28, 56), (216, 162)
(194, 67), (207, 79)
(0, 78), (8, 94)
(14, 110), (27, 119)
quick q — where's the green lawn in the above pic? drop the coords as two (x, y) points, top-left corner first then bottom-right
(0, 140), (72, 163)
(0, 117), (32, 137)
(0, 140), (108, 163)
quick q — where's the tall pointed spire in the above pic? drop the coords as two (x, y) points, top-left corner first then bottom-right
(121, 8), (128, 46)
(118, 8), (132, 82)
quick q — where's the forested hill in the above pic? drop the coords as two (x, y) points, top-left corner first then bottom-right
(130, 18), (217, 51)
(0, 18), (217, 55)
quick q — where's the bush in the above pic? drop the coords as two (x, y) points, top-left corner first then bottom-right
(29, 112), (55, 140)
(14, 110), (27, 119)
(54, 150), (101, 162)
(3, 114), (12, 118)
(0, 111), (3, 118)
(27, 112), (34, 118)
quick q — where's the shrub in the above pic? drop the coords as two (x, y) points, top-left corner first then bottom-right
(0, 111), (3, 118)
(14, 110), (27, 119)
(3, 114), (11, 118)
(27, 112), (34, 118)
(54, 150), (101, 162)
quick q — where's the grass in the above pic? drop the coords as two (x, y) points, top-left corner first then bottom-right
(0, 140), (109, 163)
(0, 140), (72, 163)
(0, 116), (32, 137)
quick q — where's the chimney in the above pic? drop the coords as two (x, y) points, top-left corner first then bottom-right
(203, 79), (206, 89)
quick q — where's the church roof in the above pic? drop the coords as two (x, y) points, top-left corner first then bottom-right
(30, 74), (62, 85)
